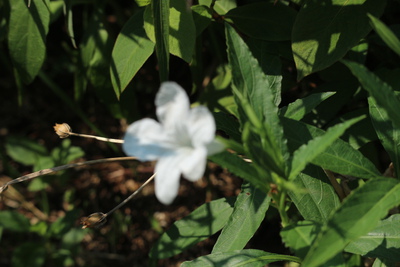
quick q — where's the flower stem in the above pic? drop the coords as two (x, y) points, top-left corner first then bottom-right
(69, 132), (124, 144)
(0, 157), (137, 194)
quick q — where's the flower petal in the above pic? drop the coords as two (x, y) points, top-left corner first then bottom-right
(123, 118), (173, 161)
(187, 106), (216, 147)
(154, 155), (183, 205)
(155, 82), (190, 129)
(206, 139), (225, 156)
(179, 147), (207, 182)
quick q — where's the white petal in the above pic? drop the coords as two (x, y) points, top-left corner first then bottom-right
(179, 147), (207, 182)
(154, 155), (182, 205)
(155, 82), (190, 129)
(187, 106), (216, 147)
(123, 118), (173, 161)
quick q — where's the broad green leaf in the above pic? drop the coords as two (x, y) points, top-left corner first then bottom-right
(369, 97), (400, 178)
(199, 0), (236, 15)
(149, 0), (169, 81)
(288, 165), (340, 223)
(288, 116), (363, 180)
(343, 60), (400, 136)
(145, 0), (196, 63)
(61, 228), (86, 249)
(181, 249), (301, 267)
(292, 0), (386, 80)
(149, 197), (236, 259)
(281, 221), (345, 265)
(12, 242), (46, 267)
(225, 22), (288, 176)
(212, 183), (271, 253)
(209, 151), (266, 191)
(302, 178), (400, 267)
(283, 117), (381, 179)
(0, 211), (31, 232)
(110, 9), (155, 98)
(5, 136), (48, 166)
(8, 0), (50, 84)
(213, 112), (241, 143)
(135, 0), (150, 6)
(246, 38), (282, 77)
(345, 215), (400, 260)
(191, 5), (212, 36)
(279, 92), (335, 120)
(368, 14), (400, 57)
(51, 139), (85, 165)
(225, 2), (297, 41)
(49, 210), (81, 238)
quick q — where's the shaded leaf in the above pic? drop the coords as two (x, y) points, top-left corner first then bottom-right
(225, 2), (297, 41)
(0, 211), (31, 232)
(110, 9), (155, 98)
(212, 183), (271, 253)
(292, 0), (386, 80)
(302, 178), (400, 266)
(199, 0), (236, 15)
(5, 136), (48, 166)
(149, 197), (236, 259)
(181, 249), (301, 267)
(12, 242), (46, 267)
(8, 0), (50, 83)
(368, 14), (400, 57)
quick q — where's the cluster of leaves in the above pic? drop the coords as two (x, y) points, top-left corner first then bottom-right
(2, 0), (400, 266)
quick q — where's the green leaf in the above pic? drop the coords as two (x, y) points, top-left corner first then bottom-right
(8, 0), (50, 84)
(49, 210), (81, 238)
(225, 22), (288, 176)
(51, 139), (85, 165)
(191, 5), (212, 36)
(0, 211), (31, 232)
(345, 214), (400, 260)
(368, 97), (400, 178)
(181, 249), (301, 267)
(149, 197), (236, 259)
(213, 112), (241, 143)
(288, 165), (340, 223)
(209, 151), (266, 192)
(225, 2), (297, 41)
(302, 178), (400, 267)
(64, 1), (77, 48)
(292, 0), (386, 80)
(212, 183), (271, 253)
(110, 9), (155, 98)
(343, 60), (400, 136)
(368, 14), (400, 57)
(12, 242), (46, 267)
(279, 92), (336, 120)
(283, 117), (381, 179)
(288, 116), (363, 180)
(5, 136), (48, 166)
(145, 0), (196, 63)
(199, 0), (236, 15)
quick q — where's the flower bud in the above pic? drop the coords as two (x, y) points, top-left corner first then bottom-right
(53, 123), (72, 138)
(81, 212), (107, 229)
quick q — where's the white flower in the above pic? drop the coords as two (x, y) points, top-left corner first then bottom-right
(123, 82), (224, 205)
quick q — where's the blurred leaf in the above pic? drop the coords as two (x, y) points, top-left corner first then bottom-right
(0, 211), (31, 232)
(302, 178), (400, 266)
(48, 0), (63, 23)
(49, 209), (81, 238)
(8, 0), (50, 83)
(110, 9), (155, 98)
(279, 92), (335, 120)
(144, 0), (196, 63)
(369, 97), (400, 178)
(225, 2), (297, 41)
(191, 5), (212, 36)
(345, 214), (400, 260)
(5, 136), (48, 166)
(288, 116), (363, 180)
(288, 165), (340, 223)
(368, 14), (400, 57)
(30, 221), (48, 236)
(11, 242), (46, 267)
(61, 228), (86, 249)
(292, 0), (386, 80)
(212, 183), (271, 253)
(51, 139), (84, 165)
(199, 0), (236, 15)
(344, 60), (400, 139)
(64, 0), (76, 48)
(149, 197), (236, 259)
(209, 151), (266, 191)
(181, 249), (301, 267)
(282, 117), (381, 179)
(135, 0), (150, 6)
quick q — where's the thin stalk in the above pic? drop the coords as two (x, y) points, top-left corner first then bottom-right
(0, 157), (137, 194)
(69, 132), (124, 144)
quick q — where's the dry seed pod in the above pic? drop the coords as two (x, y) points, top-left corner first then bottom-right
(53, 123), (72, 138)
(81, 212), (107, 229)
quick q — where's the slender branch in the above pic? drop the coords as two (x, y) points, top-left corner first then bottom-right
(69, 132), (124, 144)
(0, 157), (137, 194)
